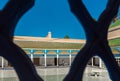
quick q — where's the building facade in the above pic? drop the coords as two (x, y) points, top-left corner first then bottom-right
(0, 30), (119, 68)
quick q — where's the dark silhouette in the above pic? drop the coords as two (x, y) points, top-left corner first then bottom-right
(64, 0), (120, 81)
(0, 0), (120, 81)
(0, 0), (43, 81)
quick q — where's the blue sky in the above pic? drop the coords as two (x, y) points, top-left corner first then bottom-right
(0, 0), (107, 39)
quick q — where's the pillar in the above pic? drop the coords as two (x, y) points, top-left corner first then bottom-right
(2, 57), (4, 68)
(30, 49), (34, 62)
(56, 49), (59, 67)
(69, 50), (72, 66)
(91, 57), (94, 66)
(99, 58), (102, 68)
(44, 49), (47, 67)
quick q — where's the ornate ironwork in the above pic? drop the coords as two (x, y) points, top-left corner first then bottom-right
(63, 0), (120, 81)
(0, 0), (43, 81)
(0, 0), (120, 81)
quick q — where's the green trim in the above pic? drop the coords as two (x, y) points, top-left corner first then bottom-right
(109, 38), (120, 46)
(110, 20), (120, 28)
(14, 41), (84, 49)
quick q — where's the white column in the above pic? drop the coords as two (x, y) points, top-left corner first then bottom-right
(91, 57), (94, 66)
(69, 50), (72, 66)
(30, 49), (34, 62)
(99, 58), (102, 68)
(44, 49), (47, 67)
(57, 49), (59, 67)
(57, 54), (59, 67)
(2, 57), (4, 69)
(30, 54), (33, 62)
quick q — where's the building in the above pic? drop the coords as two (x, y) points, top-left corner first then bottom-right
(0, 22), (120, 68)
(0, 32), (85, 68)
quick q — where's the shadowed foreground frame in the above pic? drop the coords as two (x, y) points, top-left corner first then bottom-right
(0, 0), (120, 81)
(0, 0), (43, 81)
(63, 0), (120, 81)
